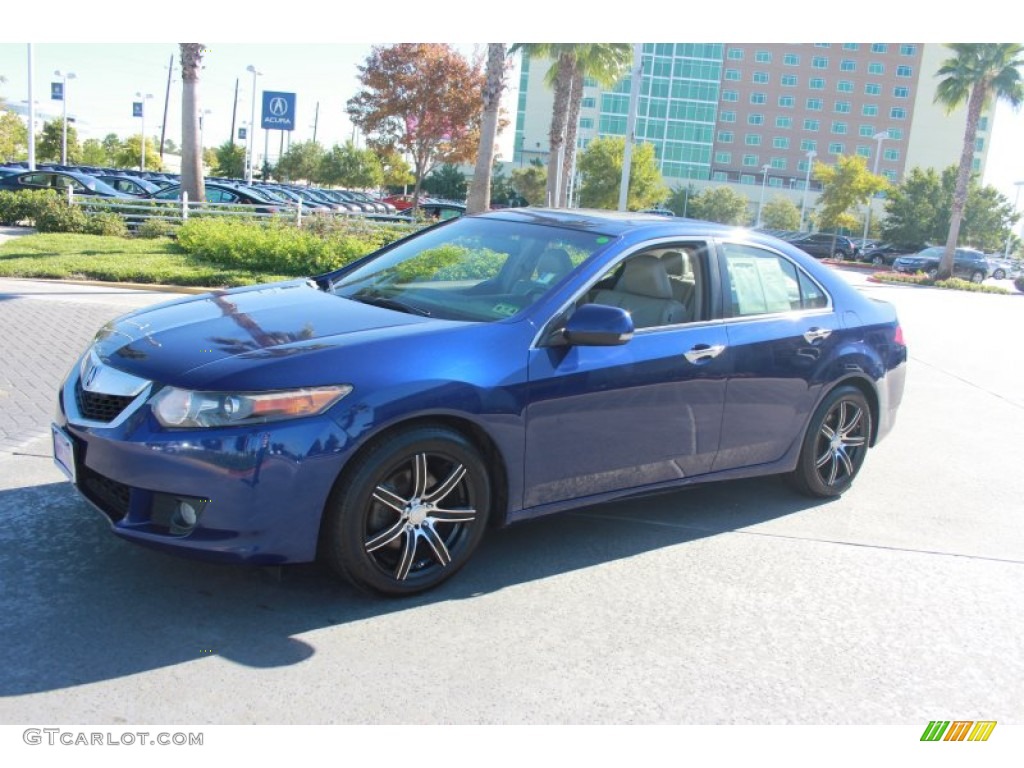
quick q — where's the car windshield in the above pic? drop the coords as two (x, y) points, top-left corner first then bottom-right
(330, 217), (613, 322)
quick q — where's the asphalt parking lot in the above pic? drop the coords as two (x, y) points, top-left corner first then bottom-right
(0, 271), (1021, 725)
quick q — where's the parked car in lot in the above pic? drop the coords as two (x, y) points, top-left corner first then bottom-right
(892, 246), (991, 282)
(786, 232), (859, 259)
(94, 174), (163, 197)
(987, 257), (1022, 281)
(151, 182), (281, 214)
(0, 170), (133, 198)
(52, 209), (907, 596)
(858, 243), (925, 267)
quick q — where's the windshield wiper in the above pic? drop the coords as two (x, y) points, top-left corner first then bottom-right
(350, 293), (431, 317)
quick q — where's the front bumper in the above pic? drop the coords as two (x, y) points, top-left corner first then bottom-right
(55, 360), (355, 565)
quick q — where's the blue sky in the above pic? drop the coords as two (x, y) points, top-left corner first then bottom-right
(1, 6), (1021, 206)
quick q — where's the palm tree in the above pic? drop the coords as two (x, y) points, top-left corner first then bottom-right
(512, 44), (632, 208)
(466, 44), (508, 214)
(934, 44), (1023, 278)
(179, 44), (206, 205)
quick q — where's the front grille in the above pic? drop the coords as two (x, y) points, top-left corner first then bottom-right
(80, 465), (131, 523)
(75, 379), (135, 423)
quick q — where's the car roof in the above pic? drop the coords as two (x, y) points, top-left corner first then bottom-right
(478, 207), (748, 239)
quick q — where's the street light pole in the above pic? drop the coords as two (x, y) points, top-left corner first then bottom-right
(756, 163), (771, 228)
(862, 130), (889, 249)
(135, 92), (153, 171)
(245, 65), (262, 184)
(800, 149), (817, 231)
(54, 70), (75, 165)
(1004, 181), (1024, 258)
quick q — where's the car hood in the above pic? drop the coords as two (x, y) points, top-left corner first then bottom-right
(89, 279), (455, 388)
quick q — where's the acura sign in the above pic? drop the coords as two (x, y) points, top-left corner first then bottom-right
(261, 91), (296, 131)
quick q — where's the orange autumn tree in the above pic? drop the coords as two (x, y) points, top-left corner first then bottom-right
(347, 44), (485, 210)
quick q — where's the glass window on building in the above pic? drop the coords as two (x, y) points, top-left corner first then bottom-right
(834, 101), (851, 114)
(806, 98), (823, 111)
(803, 119), (820, 131)
(753, 71), (770, 84)
(768, 177), (784, 187)
(883, 148), (900, 161)
(750, 92), (767, 104)
(800, 139), (817, 151)
(972, 158), (981, 172)
(579, 117), (594, 129)
(814, 43), (831, 48)
(779, 96), (794, 108)
(829, 142), (845, 154)
(842, 43), (860, 51)
(582, 97), (596, 109)
(715, 151), (732, 164)
(831, 122), (848, 134)
(725, 69), (741, 81)
(798, 160), (810, 172)
(712, 171), (728, 181)
(979, 116), (989, 131)
(776, 116), (793, 128)
(868, 62), (884, 75)
(812, 57), (829, 69)
(741, 174), (756, 184)
(809, 78), (825, 90)
(720, 110), (736, 123)
(856, 145), (871, 157)
(718, 130), (734, 143)
(865, 83), (881, 95)
(840, 60), (857, 72)
(900, 44), (916, 56)
(748, 113), (765, 125)
(745, 134), (762, 146)
(859, 124), (875, 137)
(890, 107), (907, 119)
(755, 50), (772, 63)
(894, 86), (909, 98)
(781, 74), (798, 86)
(728, 48), (744, 60)
(975, 137), (984, 151)
(784, 53), (800, 66)
(838, 80), (854, 93)
(770, 157), (787, 169)
(896, 65), (913, 77)
(722, 90), (739, 102)
(888, 128), (903, 139)
(862, 104), (879, 116)
(742, 155), (759, 167)
(884, 169), (898, 181)
(773, 136), (790, 149)
(871, 44), (888, 53)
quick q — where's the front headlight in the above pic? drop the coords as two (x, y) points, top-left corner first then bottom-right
(151, 385), (352, 428)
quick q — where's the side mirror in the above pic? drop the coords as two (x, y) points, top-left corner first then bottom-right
(559, 304), (634, 346)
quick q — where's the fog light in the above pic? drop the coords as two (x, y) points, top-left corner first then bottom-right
(170, 500), (199, 535)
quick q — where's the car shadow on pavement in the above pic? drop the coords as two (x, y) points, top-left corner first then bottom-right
(0, 476), (830, 696)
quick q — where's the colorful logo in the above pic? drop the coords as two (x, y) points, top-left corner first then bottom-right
(921, 721), (997, 742)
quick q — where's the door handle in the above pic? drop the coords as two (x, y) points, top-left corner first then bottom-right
(803, 327), (832, 344)
(684, 343), (726, 363)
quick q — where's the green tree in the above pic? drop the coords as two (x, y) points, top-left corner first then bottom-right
(665, 183), (697, 217)
(348, 44), (485, 210)
(321, 141), (384, 189)
(687, 186), (750, 225)
(813, 154), (887, 254)
(760, 196), (802, 230)
(512, 44), (632, 207)
(101, 133), (121, 159)
(0, 109), (28, 162)
(489, 162), (521, 207)
(577, 136), (667, 211)
(511, 161), (547, 205)
(467, 44), (509, 214)
(934, 43), (1024, 278)
(180, 43), (206, 205)
(80, 138), (109, 166)
(276, 140), (325, 184)
(880, 167), (946, 247)
(114, 135), (163, 171)
(422, 163), (468, 200)
(211, 140), (246, 178)
(36, 118), (81, 164)
(379, 148), (415, 189)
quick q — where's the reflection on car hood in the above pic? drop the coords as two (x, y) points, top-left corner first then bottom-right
(89, 280), (442, 387)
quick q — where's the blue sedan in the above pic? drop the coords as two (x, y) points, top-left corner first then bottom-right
(52, 209), (907, 596)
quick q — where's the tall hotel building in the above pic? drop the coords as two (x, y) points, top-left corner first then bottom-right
(512, 43), (994, 201)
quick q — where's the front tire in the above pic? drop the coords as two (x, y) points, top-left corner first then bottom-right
(970, 270), (985, 284)
(993, 268), (1006, 280)
(787, 386), (872, 498)
(321, 426), (491, 596)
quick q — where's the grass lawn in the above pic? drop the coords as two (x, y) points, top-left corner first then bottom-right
(0, 232), (296, 287)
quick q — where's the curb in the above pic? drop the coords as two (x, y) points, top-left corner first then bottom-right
(4, 277), (210, 295)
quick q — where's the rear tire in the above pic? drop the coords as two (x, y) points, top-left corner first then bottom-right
(787, 386), (871, 498)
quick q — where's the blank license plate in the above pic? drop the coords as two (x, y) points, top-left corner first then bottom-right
(52, 424), (76, 483)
